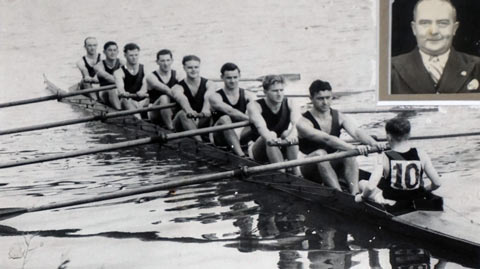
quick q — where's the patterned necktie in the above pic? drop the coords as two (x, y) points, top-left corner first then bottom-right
(428, 56), (443, 85)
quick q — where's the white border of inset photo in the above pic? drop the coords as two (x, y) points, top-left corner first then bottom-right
(378, 0), (480, 105)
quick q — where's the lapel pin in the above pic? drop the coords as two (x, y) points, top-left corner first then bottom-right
(461, 71), (467, 76)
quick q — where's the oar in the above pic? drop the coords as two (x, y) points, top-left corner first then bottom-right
(210, 73), (301, 82)
(345, 130), (480, 143)
(0, 121), (250, 169)
(0, 85), (115, 109)
(0, 146), (384, 221)
(0, 103), (176, 136)
(340, 107), (438, 114)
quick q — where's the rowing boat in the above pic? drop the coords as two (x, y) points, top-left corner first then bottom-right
(44, 78), (480, 265)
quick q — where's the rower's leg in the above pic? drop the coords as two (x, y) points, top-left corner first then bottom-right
(80, 81), (98, 100)
(173, 110), (201, 141)
(214, 115), (244, 156)
(302, 149), (342, 191)
(159, 95), (174, 130)
(342, 156), (359, 194)
(108, 89), (122, 110)
(285, 145), (301, 176)
(252, 137), (285, 169)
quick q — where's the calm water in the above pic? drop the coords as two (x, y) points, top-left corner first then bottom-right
(1, 0), (480, 268)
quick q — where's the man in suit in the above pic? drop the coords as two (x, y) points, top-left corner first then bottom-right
(391, 0), (480, 94)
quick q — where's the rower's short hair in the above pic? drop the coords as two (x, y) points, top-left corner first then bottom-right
(413, 0), (457, 22)
(385, 117), (411, 140)
(157, 49), (173, 60)
(84, 37), (97, 46)
(309, 80), (332, 97)
(123, 43), (140, 53)
(220, 62), (241, 75)
(262, 75), (285, 91)
(103, 41), (118, 50)
(182, 55), (201, 65)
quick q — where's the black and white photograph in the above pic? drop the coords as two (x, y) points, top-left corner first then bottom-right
(380, 0), (480, 102)
(1, 0), (480, 268)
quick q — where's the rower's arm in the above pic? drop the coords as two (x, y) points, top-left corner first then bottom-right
(418, 149), (442, 191)
(146, 73), (173, 97)
(137, 76), (148, 98)
(247, 101), (275, 140)
(296, 116), (356, 151)
(94, 62), (115, 85)
(172, 84), (195, 114)
(113, 69), (127, 97)
(362, 154), (387, 199)
(341, 113), (378, 146)
(282, 99), (300, 139)
(209, 93), (249, 121)
(200, 80), (216, 117)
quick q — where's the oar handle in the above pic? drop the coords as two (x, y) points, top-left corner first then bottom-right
(186, 112), (209, 119)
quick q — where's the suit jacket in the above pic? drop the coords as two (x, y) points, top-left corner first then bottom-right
(391, 48), (480, 94)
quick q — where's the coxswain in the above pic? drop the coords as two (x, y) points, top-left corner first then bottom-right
(296, 80), (385, 194)
(355, 117), (442, 213)
(209, 62), (256, 156)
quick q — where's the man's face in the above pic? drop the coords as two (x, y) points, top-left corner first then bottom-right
(183, 60), (200, 79)
(84, 38), (98, 56)
(125, 49), (139, 65)
(411, 1), (459, 56)
(311, 90), (332, 112)
(157, 54), (173, 72)
(221, 69), (240, 90)
(264, 82), (284, 104)
(104, 45), (118, 61)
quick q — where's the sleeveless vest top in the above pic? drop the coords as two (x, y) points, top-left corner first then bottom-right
(122, 64), (144, 94)
(299, 109), (341, 154)
(250, 98), (290, 141)
(379, 148), (427, 201)
(212, 88), (248, 123)
(177, 77), (208, 113)
(83, 54), (101, 77)
(98, 59), (121, 86)
(148, 70), (178, 103)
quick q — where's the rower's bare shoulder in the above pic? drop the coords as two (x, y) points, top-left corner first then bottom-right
(76, 58), (86, 69)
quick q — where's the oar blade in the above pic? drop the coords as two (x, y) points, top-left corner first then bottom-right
(0, 208), (28, 221)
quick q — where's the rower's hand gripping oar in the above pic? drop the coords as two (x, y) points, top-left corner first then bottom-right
(0, 121), (251, 169)
(0, 103), (177, 136)
(210, 73), (301, 83)
(0, 84), (116, 109)
(0, 146), (386, 221)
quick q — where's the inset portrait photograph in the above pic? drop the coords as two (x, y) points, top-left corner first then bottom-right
(379, 0), (480, 103)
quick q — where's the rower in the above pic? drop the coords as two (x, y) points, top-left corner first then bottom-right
(209, 62), (256, 156)
(94, 41), (125, 105)
(355, 117), (442, 212)
(76, 37), (101, 98)
(146, 49), (180, 130)
(296, 80), (383, 194)
(112, 43), (149, 113)
(247, 74), (301, 175)
(171, 55), (215, 141)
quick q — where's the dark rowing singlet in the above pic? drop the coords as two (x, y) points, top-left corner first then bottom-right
(379, 148), (427, 201)
(299, 109), (342, 154)
(212, 88), (248, 123)
(148, 70), (178, 103)
(177, 77), (208, 113)
(122, 64), (144, 94)
(251, 98), (290, 141)
(82, 54), (101, 77)
(98, 59), (121, 86)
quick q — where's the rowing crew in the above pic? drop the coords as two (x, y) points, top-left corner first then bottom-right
(77, 37), (442, 209)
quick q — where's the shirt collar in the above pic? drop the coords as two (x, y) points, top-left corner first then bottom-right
(419, 49), (451, 66)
